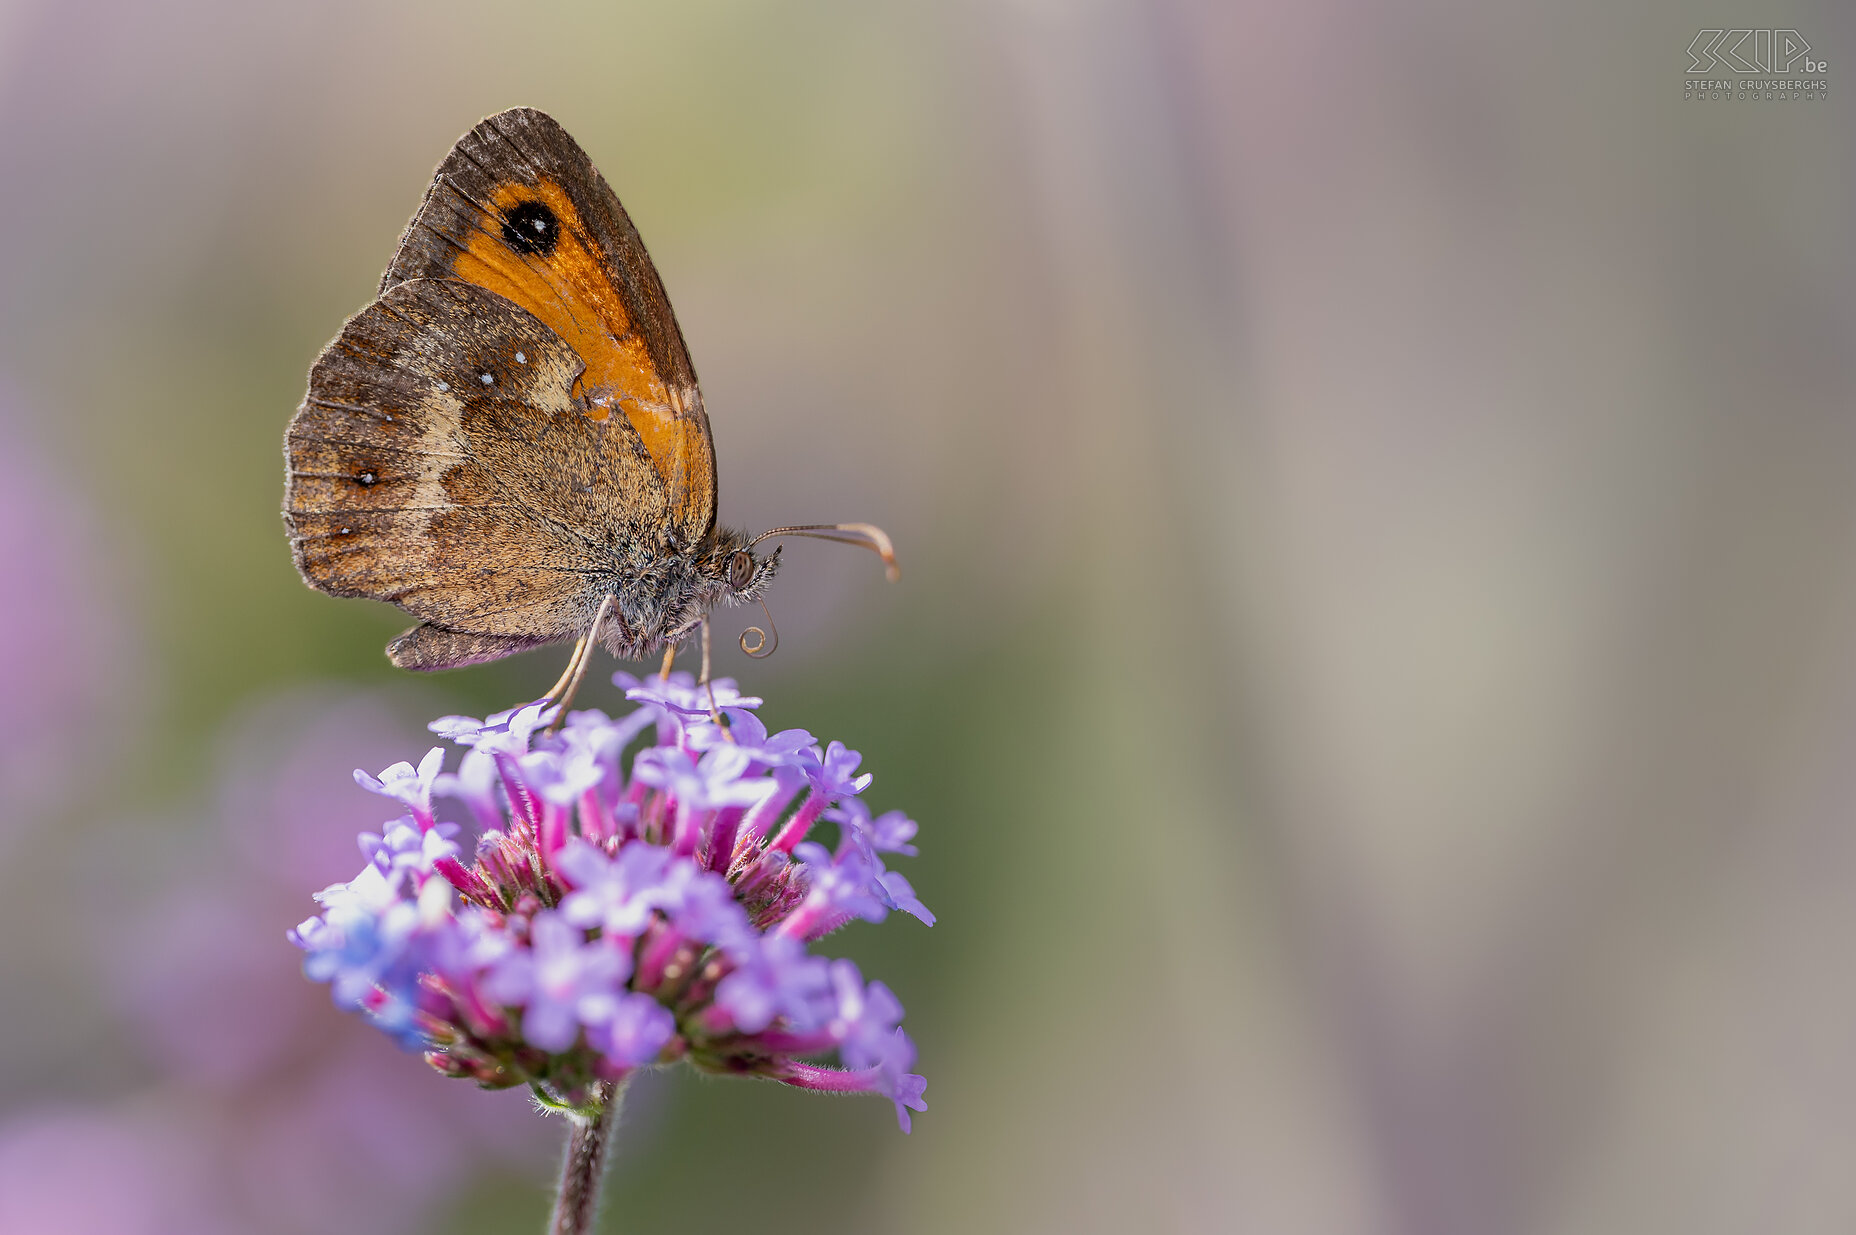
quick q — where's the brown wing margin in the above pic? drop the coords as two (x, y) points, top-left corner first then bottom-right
(379, 107), (717, 545)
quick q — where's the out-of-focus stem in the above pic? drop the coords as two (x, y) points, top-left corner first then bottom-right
(548, 1078), (627, 1235)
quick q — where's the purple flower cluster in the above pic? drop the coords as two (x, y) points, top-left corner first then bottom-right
(292, 673), (931, 1131)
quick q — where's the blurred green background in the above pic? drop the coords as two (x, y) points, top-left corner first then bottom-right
(1, 1), (1853, 1232)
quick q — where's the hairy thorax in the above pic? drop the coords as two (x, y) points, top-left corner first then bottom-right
(597, 526), (777, 659)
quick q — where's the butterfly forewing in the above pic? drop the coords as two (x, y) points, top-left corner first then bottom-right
(380, 107), (716, 544)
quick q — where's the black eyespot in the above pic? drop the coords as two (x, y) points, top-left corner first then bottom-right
(728, 550), (754, 590)
(502, 200), (559, 256)
(354, 468), (378, 488)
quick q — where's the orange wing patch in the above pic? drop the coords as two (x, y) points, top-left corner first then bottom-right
(381, 109), (717, 545)
(455, 180), (664, 420)
(450, 178), (716, 526)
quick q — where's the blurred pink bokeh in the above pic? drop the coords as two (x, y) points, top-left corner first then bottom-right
(2, 692), (552, 1234)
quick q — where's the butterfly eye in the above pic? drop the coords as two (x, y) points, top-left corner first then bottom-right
(728, 550), (755, 591)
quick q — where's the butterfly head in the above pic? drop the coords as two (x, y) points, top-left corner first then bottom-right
(704, 528), (782, 606)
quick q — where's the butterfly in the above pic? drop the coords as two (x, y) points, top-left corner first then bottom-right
(284, 108), (894, 709)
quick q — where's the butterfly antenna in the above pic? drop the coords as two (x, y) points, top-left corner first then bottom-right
(747, 522), (900, 582)
(740, 597), (779, 659)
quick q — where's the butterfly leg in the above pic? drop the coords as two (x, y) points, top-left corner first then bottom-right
(658, 644), (676, 682)
(543, 593), (615, 732)
(540, 637), (589, 708)
(697, 618), (734, 740)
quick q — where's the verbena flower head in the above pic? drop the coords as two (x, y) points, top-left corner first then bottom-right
(292, 673), (932, 1132)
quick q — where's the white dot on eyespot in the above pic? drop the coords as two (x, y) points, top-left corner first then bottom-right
(515, 351), (526, 364)
(533, 218), (547, 232)
(435, 380), (449, 392)
(480, 373), (494, 385)
(338, 527), (351, 535)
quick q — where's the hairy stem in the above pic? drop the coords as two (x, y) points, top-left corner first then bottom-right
(548, 1079), (627, 1235)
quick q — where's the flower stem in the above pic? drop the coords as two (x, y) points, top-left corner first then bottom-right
(548, 1078), (627, 1235)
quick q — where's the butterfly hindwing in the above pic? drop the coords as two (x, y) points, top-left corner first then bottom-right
(380, 107), (717, 546)
(386, 625), (558, 671)
(284, 277), (674, 661)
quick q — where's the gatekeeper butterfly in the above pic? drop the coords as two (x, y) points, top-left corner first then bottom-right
(284, 108), (895, 708)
